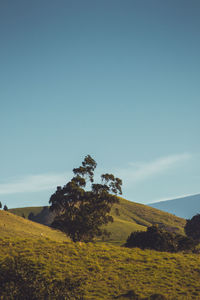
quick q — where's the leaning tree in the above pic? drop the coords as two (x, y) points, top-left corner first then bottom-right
(49, 155), (122, 242)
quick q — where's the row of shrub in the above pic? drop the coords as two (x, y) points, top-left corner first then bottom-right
(125, 225), (197, 252)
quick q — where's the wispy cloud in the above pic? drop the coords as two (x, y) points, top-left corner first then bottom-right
(0, 153), (191, 196)
(116, 153), (191, 187)
(0, 173), (71, 195)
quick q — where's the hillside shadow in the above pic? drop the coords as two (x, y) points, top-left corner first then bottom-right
(114, 290), (167, 300)
(28, 206), (55, 226)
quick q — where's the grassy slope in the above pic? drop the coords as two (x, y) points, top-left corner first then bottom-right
(0, 210), (69, 242)
(9, 197), (186, 244)
(9, 206), (44, 219)
(0, 210), (200, 299)
(106, 197), (185, 242)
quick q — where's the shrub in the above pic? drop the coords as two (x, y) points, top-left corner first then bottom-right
(3, 205), (8, 211)
(125, 225), (196, 252)
(115, 290), (167, 299)
(148, 294), (167, 300)
(184, 214), (200, 241)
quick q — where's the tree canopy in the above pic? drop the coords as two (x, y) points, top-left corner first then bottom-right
(185, 214), (200, 241)
(125, 225), (196, 252)
(49, 155), (122, 242)
(3, 205), (8, 211)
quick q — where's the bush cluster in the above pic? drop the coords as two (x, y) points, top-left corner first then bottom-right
(115, 289), (167, 299)
(0, 202), (8, 210)
(184, 214), (200, 241)
(125, 225), (196, 252)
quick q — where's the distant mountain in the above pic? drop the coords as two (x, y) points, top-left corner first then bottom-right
(149, 194), (200, 219)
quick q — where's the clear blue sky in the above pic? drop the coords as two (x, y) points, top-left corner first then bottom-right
(1, 0), (200, 208)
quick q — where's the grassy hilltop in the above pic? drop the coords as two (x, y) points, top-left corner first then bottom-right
(10, 197), (185, 244)
(0, 209), (200, 299)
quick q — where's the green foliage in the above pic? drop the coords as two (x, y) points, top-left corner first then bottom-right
(0, 211), (200, 298)
(0, 201), (2, 209)
(185, 214), (200, 241)
(4, 205), (8, 211)
(1, 234), (200, 299)
(125, 225), (196, 252)
(28, 212), (35, 220)
(115, 290), (167, 299)
(27, 207), (54, 225)
(49, 155), (122, 242)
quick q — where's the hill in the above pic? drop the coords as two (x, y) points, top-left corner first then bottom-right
(149, 194), (200, 219)
(9, 197), (186, 243)
(0, 210), (200, 299)
(0, 210), (69, 242)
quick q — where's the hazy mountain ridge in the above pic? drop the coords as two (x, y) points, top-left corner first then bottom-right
(149, 193), (200, 219)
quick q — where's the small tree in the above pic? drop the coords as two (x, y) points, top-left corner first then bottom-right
(28, 212), (35, 221)
(3, 205), (8, 211)
(185, 214), (200, 241)
(0, 202), (2, 209)
(49, 155), (122, 242)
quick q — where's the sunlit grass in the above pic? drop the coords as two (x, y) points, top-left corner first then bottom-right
(0, 210), (199, 299)
(9, 197), (186, 244)
(1, 235), (200, 299)
(0, 210), (69, 242)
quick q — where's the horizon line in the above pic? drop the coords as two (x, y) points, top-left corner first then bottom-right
(149, 192), (200, 204)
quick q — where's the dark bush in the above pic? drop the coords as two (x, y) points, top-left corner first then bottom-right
(115, 290), (167, 299)
(184, 214), (200, 241)
(148, 294), (167, 300)
(125, 225), (196, 252)
(3, 205), (8, 211)
(28, 212), (35, 221)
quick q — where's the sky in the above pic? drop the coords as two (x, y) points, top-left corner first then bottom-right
(0, 0), (200, 208)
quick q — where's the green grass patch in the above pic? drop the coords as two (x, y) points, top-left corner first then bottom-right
(0, 210), (199, 299)
(0, 210), (69, 242)
(1, 236), (200, 299)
